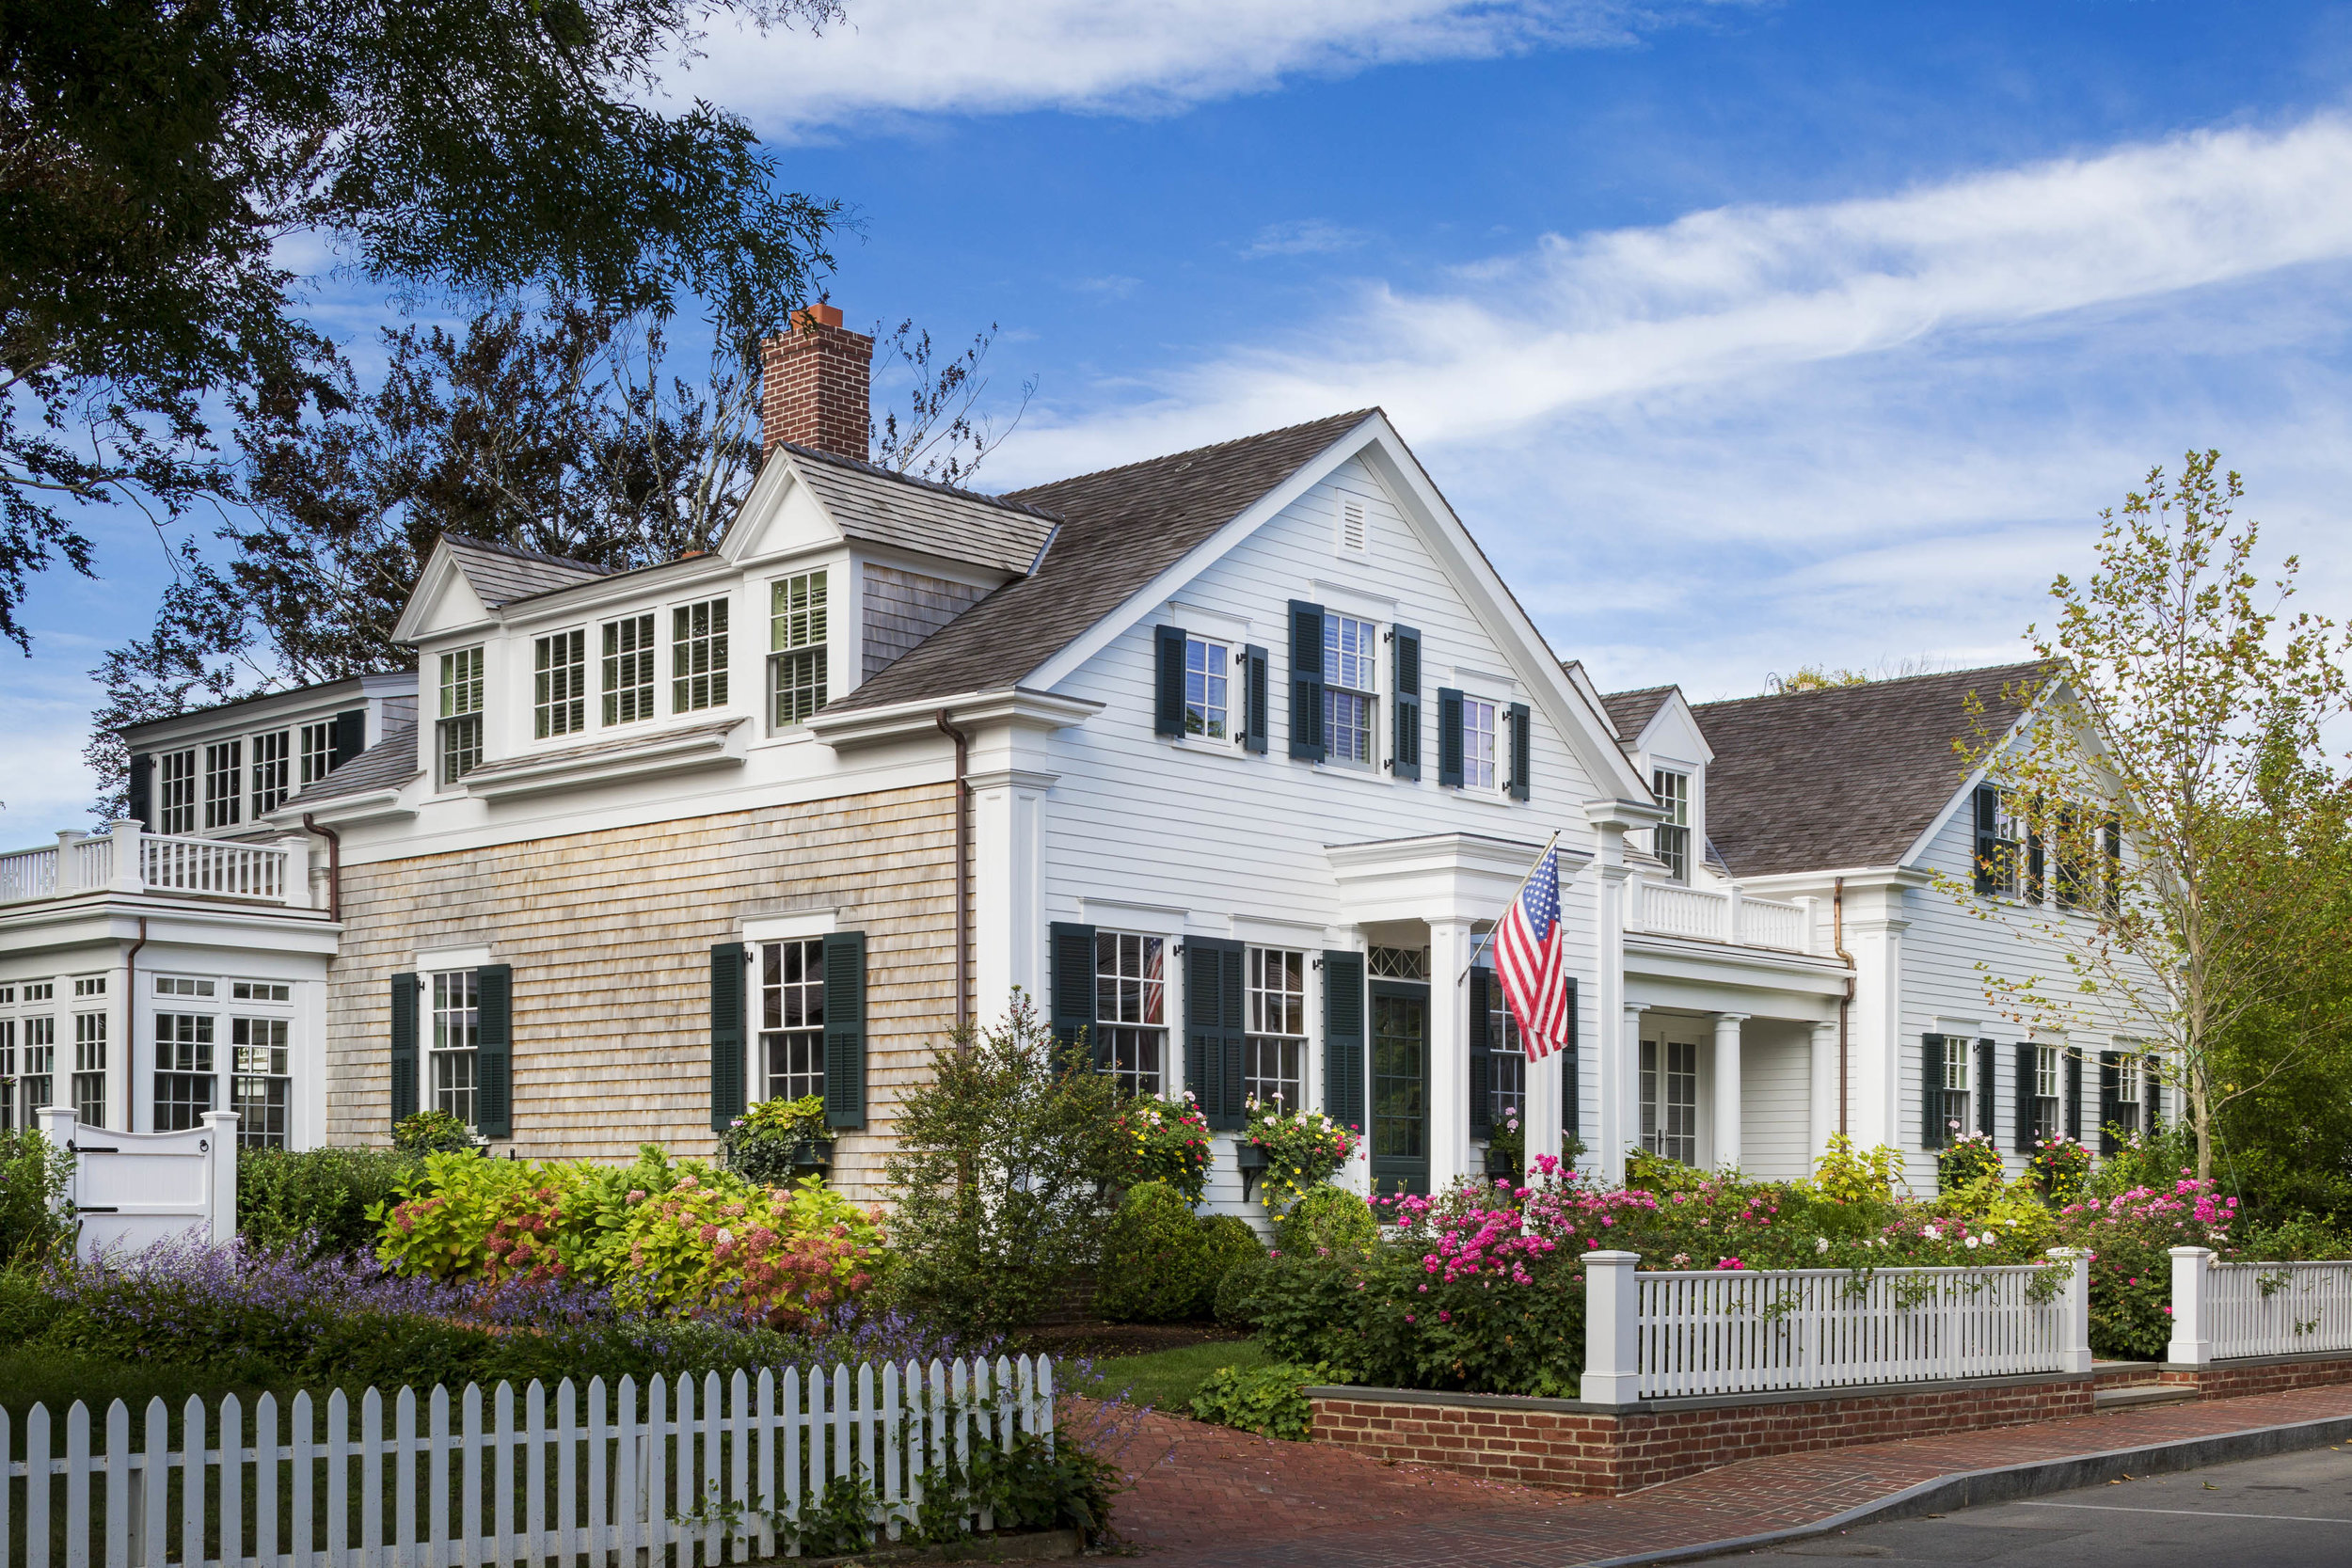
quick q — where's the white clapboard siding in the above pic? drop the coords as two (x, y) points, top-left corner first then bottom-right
(2204, 1260), (2352, 1359)
(0, 1354), (1052, 1568)
(1635, 1265), (2074, 1399)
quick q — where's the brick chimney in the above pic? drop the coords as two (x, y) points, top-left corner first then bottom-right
(759, 303), (873, 463)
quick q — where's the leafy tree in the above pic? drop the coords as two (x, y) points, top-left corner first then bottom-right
(2, 0), (840, 649)
(1957, 452), (2349, 1180)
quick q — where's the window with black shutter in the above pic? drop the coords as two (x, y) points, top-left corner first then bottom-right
(1323, 950), (1365, 1133)
(474, 963), (512, 1139)
(1469, 970), (1494, 1139)
(1506, 703), (1532, 801)
(331, 707), (368, 768)
(1390, 626), (1422, 781)
(2098, 1050), (2122, 1156)
(710, 943), (748, 1132)
(1975, 1039), (1997, 1141)
(1922, 1035), (1947, 1149)
(1437, 688), (1464, 787)
(1242, 645), (1270, 754)
(821, 931), (866, 1130)
(1184, 937), (1247, 1129)
(1288, 601), (1326, 761)
(1152, 626), (1187, 737)
(1973, 784), (2000, 895)
(389, 973), (420, 1128)
(1049, 922), (1098, 1068)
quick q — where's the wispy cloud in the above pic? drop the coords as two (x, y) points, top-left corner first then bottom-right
(1243, 220), (1370, 258)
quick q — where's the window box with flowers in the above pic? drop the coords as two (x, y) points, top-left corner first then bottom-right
(1936, 1130), (2003, 1192)
(720, 1094), (834, 1186)
(1242, 1100), (1359, 1218)
(1112, 1094), (1214, 1206)
(2029, 1134), (2091, 1204)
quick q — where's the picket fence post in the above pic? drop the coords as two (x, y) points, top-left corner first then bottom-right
(1581, 1250), (1643, 1406)
(2045, 1248), (2094, 1373)
(2167, 1245), (2214, 1365)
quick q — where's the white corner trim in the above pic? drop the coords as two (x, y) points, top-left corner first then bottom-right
(415, 943), (494, 972)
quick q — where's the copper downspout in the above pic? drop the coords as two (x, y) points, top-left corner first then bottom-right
(125, 915), (148, 1132)
(933, 711), (971, 1029)
(1833, 877), (1854, 1138)
(304, 814), (342, 924)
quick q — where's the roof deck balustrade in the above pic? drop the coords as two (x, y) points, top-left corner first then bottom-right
(1633, 877), (1814, 953)
(0, 822), (306, 909)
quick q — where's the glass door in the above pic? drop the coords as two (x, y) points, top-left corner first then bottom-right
(1370, 980), (1430, 1195)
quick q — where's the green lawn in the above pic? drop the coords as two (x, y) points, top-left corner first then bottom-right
(1071, 1338), (1267, 1413)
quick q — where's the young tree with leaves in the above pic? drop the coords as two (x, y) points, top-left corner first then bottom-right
(1956, 451), (2349, 1180)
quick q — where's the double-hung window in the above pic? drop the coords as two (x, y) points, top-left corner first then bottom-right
(602, 614), (656, 725)
(20, 1013), (55, 1129)
(1461, 697), (1499, 790)
(300, 721), (335, 785)
(1942, 1047), (1971, 1140)
(204, 741), (243, 828)
(759, 938), (827, 1101)
(1184, 637), (1232, 740)
(0, 1005), (13, 1132)
(534, 629), (587, 738)
(438, 648), (485, 784)
(2112, 1053), (2143, 1138)
(251, 730), (292, 816)
(769, 573), (828, 727)
(430, 970), (480, 1126)
(1093, 932), (1167, 1097)
(159, 750), (198, 834)
(1484, 986), (1526, 1130)
(1640, 1037), (1696, 1164)
(673, 598), (730, 712)
(153, 1012), (215, 1131)
(1323, 614), (1377, 767)
(2032, 1044), (2062, 1141)
(72, 1011), (107, 1127)
(1244, 948), (1306, 1108)
(232, 1016), (290, 1148)
(1653, 769), (1691, 881)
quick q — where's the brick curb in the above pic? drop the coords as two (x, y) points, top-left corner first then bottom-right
(1579, 1409), (2352, 1567)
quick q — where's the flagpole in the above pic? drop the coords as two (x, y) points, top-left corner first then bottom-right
(1454, 828), (1563, 986)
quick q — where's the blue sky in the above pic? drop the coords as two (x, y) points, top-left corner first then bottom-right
(11, 0), (2352, 833)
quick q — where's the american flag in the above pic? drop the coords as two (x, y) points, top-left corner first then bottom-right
(1494, 844), (1571, 1061)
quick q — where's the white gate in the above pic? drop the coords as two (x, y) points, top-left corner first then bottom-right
(35, 1106), (237, 1260)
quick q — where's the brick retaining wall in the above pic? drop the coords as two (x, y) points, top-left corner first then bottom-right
(2161, 1350), (2352, 1401)
(1308, 1374), (2096, 1496)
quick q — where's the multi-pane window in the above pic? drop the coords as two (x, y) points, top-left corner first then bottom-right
(204, 741), (243, 828)
(73, 975), (106, 998)
(1485, 986), (1526, 1130)
(2112, 1053), (2143, 1138)
(232, 1017), (290, 1148)
(21, 1016), (55, 1128)
(1640, 1038), (1697, 1164)
(251, 730), (292, 816)
(1184, 637), (1232, 740)
(231, 980), (290, 1002)
(431, 970), (480, 1127)
(153, 1012), (215, 1131)
(1942, 1047), (1971, 1139)
(0, 1017), (14, 1131)
(438, 648), (485, 784)
(1653, 769), (1691, 881)
(154, 976), (214, 998)
(1323, 614), (1377, 767)
(72, 1012), (107, 1127)
(673, 598), (730, 712)
(1244, 948), (1307, 1107)
(2033, 1044), (2062, 1141)
(759, 939), (827, 1102)
(533, 629), (587, 738)
(158, 750), (198, 834)
(300, 721), (335, 785)
(769, 574), (827, 727)
(1992, 791), (2027, 898)
(1463, 698), (1499, 791)
(1093, 932), (1167, 1098)
(602, 614), (656, 726)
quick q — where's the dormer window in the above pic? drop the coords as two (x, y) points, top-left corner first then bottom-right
(602, 614), (656, 725)
(438, 647), (485, 784)
(1653, 768), (1690, 881)
(204, 741), (243, 829)
(769, 572), (828, 727)
(299, 721), (334, 785)
(159, 750), (198, 834)
(673, 597), (730, 713)
(533, 630), (587, 738)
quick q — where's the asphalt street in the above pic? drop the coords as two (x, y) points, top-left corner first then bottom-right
(1720, 1445), (2352, 1566)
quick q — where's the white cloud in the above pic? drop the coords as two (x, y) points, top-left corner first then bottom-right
(681, 0), (1748, 134)
(1244, 220), (1370, 258)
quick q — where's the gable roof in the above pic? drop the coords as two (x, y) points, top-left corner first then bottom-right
(277, 723), (423, 810)
(826, 409), (1378, 715)
(441, 536), (611, 608)
(777, 443), (1060, 577)
(1599, 685), (1677, 747)
(1692, 661), (2050, 877)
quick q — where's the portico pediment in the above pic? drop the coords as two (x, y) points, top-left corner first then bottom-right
(1324, 832), (1592, 927)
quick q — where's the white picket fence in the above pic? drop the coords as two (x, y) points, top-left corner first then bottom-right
(0, 1356), (1054, 1568)
(1580, 1250), (2091, 1403)
(2169, 1247), (2352, 1363)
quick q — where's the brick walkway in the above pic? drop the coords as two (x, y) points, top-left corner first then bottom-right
(1095, 1384), (2352, 1566)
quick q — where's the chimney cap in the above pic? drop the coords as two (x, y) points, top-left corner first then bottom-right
(791, 302), (845, 331)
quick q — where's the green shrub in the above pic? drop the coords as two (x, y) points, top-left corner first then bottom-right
(1274, 1185), (1376, 1256)
(1200, 1212), (1266, 1291)
(240, 1147), (421, 1256)
(393, 1111), (478, 1154)
(1214, 1252), (1270, 1330)
(1096, 1181), (1221, 1323)
(0, 1130), (75, 1266)
(1189, 1361), (1328, 1440)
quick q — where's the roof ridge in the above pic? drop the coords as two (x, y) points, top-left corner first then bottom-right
(441, 533), (613, 577)
(777, 442), (1066, 522)
(1003, 407), (1380, 499)
(1691, 659), (2049, 711)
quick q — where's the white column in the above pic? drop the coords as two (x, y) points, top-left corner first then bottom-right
(55, 830), (87, 895)
(968, 767), (1053, 1026)
(1618, 1004), (1643, 1172)
(2167, 1246), (2214, 1365)
(2049, 1247), (2095, 1373)
(1581, 1250), (1643, 1406)
(1808, 1019), (1839, 1168)
(1582, 799), (1659, 1183)
(1427, 916), (1476, 1194)
(1838, 887), (1910, 1150)
(106, 818), (145, 894)
(1711, 1013), (1748, 1171)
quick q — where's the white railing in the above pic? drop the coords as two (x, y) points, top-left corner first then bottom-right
(140, 833), (290, 900)
(1736, 896), (1808, 952)
(0, 823), (301, 908)
(0, 1356), (1055, 1568)
(36, 1107), (237, 1261)
(1633, 880), (1811, 953)
(1580, 1251), (2091, 1405)
(0, 845), (57, 902)
(2169, 1247), (2352, 1362)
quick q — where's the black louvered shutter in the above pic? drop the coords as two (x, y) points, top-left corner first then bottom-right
(1506, 703), (1532, 801)
(1242, 645), (1269, 754)
(2014, 1042), (2037, 1151)
(1153, 626), (1187, 738)
(1391, 626), (1422, 781)
(711, 942), (748, 1132)
(1976, 1039), (1996, 1140)
(2098, 1051), (2122, 1155)
(389, 973), (420, 1129)
(1288, 601), (1326, 761)
(1563, 976), (1581, 1146)
(1185, 938), (1247, 1129)
(822, 931), (866, 1129)
(2026, 796), (2046, 904)
(2064, 1049), (2082, 1143)
(1922, 1035), (1947, 1149)
(1469, 969), (1494, 1138)
(475, 963), (513, 1139)
(128, 754), (155, 833)
(2144, 1052), (2163, 1131)
(331, 707), (368, 768)
(1438, 688), (1465, 787)
(1973, 784), (2000, 895)
(1323, 950), (1365, 1133)
(1048, 922), (1098, 1069)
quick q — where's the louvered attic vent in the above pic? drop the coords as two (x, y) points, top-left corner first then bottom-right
(1339, 499), (1368, 554)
